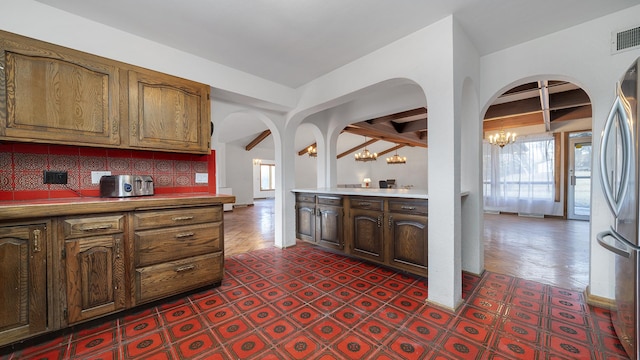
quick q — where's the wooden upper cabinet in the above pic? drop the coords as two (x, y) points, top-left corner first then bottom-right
(0, 30), (211, 154)
(0, 32), (121, 147)
(129, 69), (211, 154)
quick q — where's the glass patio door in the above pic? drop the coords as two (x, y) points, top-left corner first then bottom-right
(567, 134), (592, 220)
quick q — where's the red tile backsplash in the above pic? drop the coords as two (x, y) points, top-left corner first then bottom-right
(0, 142), (215, 201)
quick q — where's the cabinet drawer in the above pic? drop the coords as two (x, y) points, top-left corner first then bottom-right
(136, 252), (223, 304)
(388, 199), (428, 215)
(350, 197), (384, 211)
(296, 194), (316, 203)
(133, 206), (221, 230)
(63, 214), (125, 238)
(135, 222), (222, 267)
(318, 195), (342, 206)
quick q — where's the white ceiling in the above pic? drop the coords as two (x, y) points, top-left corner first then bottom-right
(34, 0), (639, 88)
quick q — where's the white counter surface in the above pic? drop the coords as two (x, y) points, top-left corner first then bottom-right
(292, 188), (470, 199)
(292, 187), (429, 199)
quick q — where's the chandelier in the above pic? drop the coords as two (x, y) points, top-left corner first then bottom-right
(488, 129), (516, 148)
(307, 145), (317, 157)
(386, 151), (406, 164)
(355, 137), (377, 162)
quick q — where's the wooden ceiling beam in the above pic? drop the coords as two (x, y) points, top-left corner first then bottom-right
(548, 89), (590, 110)
(483, 113), (544, 132)
(485, 97), (541, 119)
(337, 139), (378, 159)
(368, 107), (427, 125)
(346, 123), (427, 148)
(397, 119), (427, 133)
(551, 105), (592, 122)
(377, 144), (406, 157)
(245, 129), (271, 151)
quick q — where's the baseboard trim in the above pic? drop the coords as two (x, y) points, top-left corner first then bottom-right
(584, 285), (615, 310)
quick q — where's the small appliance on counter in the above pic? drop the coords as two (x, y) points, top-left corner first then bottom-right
(100, 175), (154, 197)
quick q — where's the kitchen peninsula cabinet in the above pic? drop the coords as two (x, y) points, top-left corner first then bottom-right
(350, 197), (384, 262)
(0, 30), (211, 154)
(0, 222), (49, 345)
(0, 194), (234, 347)
(295, 194), (344, 251)
(62, 214), (126, 324)
(293, 189), (429, 277)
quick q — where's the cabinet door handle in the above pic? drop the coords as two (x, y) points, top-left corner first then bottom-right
(388, 216), (393, 229)
(33, 229), (42, 253)
(401, 206), (416, 210)
(80, 224), (113, 231)
(172, 216), (194, 221)
(175, 232), (195, 239)
(176, 264), (196, 272)
(115, 238), (121, 258)
(377, 215), (382, 228)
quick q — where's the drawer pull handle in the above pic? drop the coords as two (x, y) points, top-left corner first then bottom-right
(176, 265), (195, 272)
(359, 202), (371, 207)
(401, 206), (416, 210)
(175, 232), (195, 239)
(80, 224), (113, 231)
(172, 216), (194, 221)
(33, 229), (41, 253)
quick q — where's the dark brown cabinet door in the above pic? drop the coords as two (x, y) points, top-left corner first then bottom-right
(316, 205), (343, 250)
(388, 213), (428, 274)
(128, 69), (210, 154)
(0, 224), (47, 346)
(351, 209), (384, 263)
(0, 31), (121, 147)
(65, 234), (125, 324)
(296, 202), (316, 243)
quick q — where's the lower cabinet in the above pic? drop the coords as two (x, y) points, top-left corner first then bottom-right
(62, 214), (126, 324)
(306, 194), (428, 277)
(132, 205), (224, 305)
(0, 222), (48, 346)
(295, 194), (344, 251)
(0, 202), (226, 347)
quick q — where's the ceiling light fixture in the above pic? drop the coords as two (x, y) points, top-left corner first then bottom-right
(488, 128), (516, 148)
(307, 145), (317, 157)
(386, 150), (406, 164)
(355, 137), (377, 162)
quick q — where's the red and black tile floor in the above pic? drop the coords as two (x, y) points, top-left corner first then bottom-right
(1, 245), (630, 359)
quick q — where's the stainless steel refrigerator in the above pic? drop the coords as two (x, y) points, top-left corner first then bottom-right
(597, 57), (640, 360)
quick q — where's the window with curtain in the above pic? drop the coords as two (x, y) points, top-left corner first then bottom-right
(483, 133), (556, 215)
(260, 164), (275, 191)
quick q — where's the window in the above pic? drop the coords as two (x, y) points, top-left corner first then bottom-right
(483, 134), (556, 215)
(260, 164), (275, 191)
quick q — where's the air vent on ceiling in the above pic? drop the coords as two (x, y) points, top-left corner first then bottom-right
(612, 25), (640, 54)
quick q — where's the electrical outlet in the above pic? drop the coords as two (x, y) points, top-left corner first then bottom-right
(195, 173), (208, 184)
(43, 170), (68, 184)
(91, 171), (111, 184)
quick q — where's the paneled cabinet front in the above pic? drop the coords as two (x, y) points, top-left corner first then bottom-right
(62, 214), (126, 324)
(128, 69), (211, 154)
(295, 194), (344, 250)
(0, 31), (121, 147)
(132, 205), (224, 304)
(0, 223), (49, 346)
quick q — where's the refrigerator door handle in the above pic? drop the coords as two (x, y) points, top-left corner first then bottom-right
(599, 84), (633, 217)
(597, 229), (631, 258)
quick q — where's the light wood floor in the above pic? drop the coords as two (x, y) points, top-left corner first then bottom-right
(224, 199), (590, 291)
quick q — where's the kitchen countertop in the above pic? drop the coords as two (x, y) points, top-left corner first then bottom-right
(0, 193), (236, 221)
(292, 188), (470, 199)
